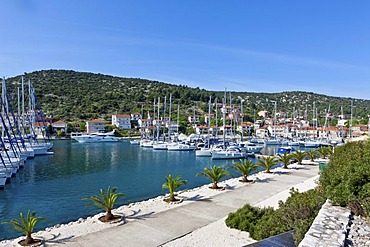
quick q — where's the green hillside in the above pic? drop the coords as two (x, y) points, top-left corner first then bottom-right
(4, 70), (370, 125)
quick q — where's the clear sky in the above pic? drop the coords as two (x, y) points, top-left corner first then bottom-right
(2, 1), (370, 99)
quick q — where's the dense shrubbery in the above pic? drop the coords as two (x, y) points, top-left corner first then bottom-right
(225, 188), (326, 244)
(320, 140), (370, 217)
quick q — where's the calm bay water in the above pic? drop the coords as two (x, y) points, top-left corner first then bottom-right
(0, 140), (309, 240)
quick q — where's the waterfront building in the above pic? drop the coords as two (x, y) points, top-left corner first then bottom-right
(112, 114), (131, 130)
(204, 113), (214, 125)
(51, 120), (68, 133)
(130, 112), (142, 121)
(195, 125), (208, 134)
(87, 119), (105, 133)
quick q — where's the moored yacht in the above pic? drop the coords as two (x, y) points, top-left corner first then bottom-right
(167, 142), (196, 151)
(211, 146), (246, 160)
(239, 141), (264, 154)
(72, 131), (119, 143)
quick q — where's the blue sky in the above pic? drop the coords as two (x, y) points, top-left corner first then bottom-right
(2, 1), (370, 99)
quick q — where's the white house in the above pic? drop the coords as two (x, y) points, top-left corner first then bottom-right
(51, 120), (68, 133)
(195, 125), (208, 134)
(188, 115), (200, 126)
(87, 119), (105, 134)
(138, 119), (151, 128)
(112, 114), (131, 130)
(204, 113), (214, 125)
(131, 112), (142, 121)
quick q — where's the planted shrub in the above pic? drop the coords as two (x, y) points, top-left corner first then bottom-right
(225, 188), (326, 245)
(320, 140), (370, 216)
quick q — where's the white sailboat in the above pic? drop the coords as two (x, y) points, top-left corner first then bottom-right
(212, 91), (246, 160)
(167, 142), (196, 151)
(196, 96), (213, 157)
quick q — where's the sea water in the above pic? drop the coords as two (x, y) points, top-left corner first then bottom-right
(0, 140), (308, 240)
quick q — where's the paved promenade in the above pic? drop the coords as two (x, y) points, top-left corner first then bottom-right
(63, 165), (319, 247)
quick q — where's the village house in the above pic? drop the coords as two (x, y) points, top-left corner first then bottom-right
(219, 124), (233, 136)
(255, 128), (268, 138)
(209, 125), (220, 135)
(204, 113), (214, 125)
(138, 118), (151, 128)
(318, 126), (341, 139)
(166, 121), (179, 133)
(34, 121), (49, 138)
(351, 124), (368, 134)
(112, 114), (131, 130)
(195, 125), (208, 135)
(257, 110), (269, 118)
(237, 123), (250, 134)
(51, 120), (68, 133)
(188, 115), (200, 126)
(87, 119), (105, 134)
(130, 112), (142, 121)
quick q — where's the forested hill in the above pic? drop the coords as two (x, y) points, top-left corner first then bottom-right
(4, 69), (370, 123)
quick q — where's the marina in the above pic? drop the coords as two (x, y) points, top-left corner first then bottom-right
(0, 139), (313, 240)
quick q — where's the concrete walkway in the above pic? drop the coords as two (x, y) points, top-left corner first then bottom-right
(63, 165), (319, 247)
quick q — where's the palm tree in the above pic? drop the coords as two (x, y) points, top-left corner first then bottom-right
(83, 187), (126, 222)
(317, 146), (331, 159)
(305, 150), (318, 162)
(257, 156), (277, 173)
(162, 174), (187, 202)
(197, 165), (231, 189)
(276, 152), (292, 169)
(291, 151), (306, 165)
(229, 159), (258, 182)
(2, 211), (45, 245)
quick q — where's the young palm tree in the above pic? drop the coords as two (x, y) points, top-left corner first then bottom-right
(162, 174), (187, 202)
(305, 149), (318, 162)
(2, 211), (45, 245)
(83, 187), (126, 222)
(257, 156), (277, 173)
(317, 146), (332, 159)
(197, 165), (231, 189)
(291, 150), (306, 165)
(276, 152), (292, 169)
(230, 159), (258, 182)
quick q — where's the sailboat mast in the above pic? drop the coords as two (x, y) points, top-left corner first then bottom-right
(157, 97), (160, 141)
(215, 98), (218, 137)
(163, 96), (166, 140)
(1, 78), (5, 138)
(21, 76), (25, 136)
(153, 99), (156, 139)
(168, 94), (172, 140)
(207, 96), (211, 148)
(222, 89), (227, 146)
(177, 105), (179, 134)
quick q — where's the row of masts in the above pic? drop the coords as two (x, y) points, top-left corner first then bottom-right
(0, 76), (53, 189)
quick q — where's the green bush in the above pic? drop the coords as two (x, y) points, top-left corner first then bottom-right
(225, 188), (326, 245)
(225, 204), (273, 233)
(320, 140), (370, 216)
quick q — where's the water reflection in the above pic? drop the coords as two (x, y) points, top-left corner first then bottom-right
(0, 140), (314, 240)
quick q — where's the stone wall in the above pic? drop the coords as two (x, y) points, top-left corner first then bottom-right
(299, 200), (351, 247)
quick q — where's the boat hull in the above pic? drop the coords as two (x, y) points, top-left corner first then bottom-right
(211, 151), (246, 160)
(195, 148), (212, 157)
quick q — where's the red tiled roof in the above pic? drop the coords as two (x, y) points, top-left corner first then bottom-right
(89, 119), (104, 123)
(53, 120), (67, 124)
(116, 114), (130, 118)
